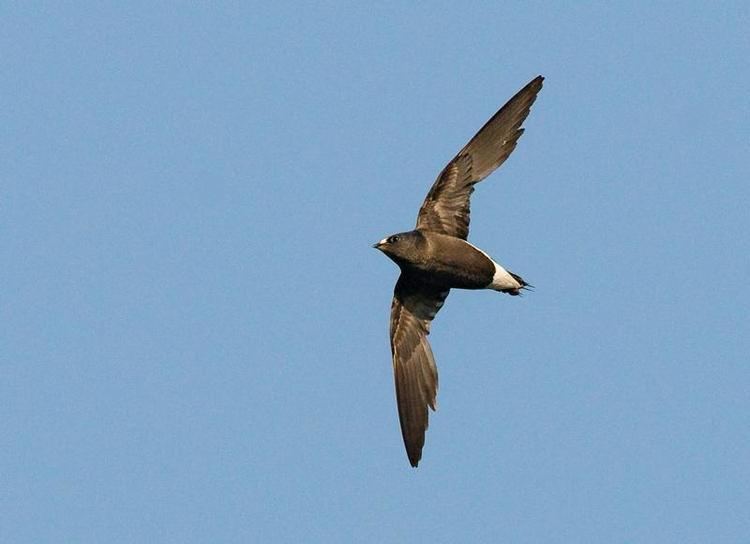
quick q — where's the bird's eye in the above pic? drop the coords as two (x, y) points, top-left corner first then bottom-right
(388, 235), (400, 244)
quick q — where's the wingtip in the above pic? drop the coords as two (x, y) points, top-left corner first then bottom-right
(405, 439), (424, 467)
(528, 74), (545, 90)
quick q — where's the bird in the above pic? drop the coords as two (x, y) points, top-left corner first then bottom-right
(374, 75), (544, 467)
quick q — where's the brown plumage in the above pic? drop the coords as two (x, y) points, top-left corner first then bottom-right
(375, 75), (544, 467)
(417, 76), (544, 240)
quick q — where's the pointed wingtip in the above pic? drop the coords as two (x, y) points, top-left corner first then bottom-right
(522, 75), (544, 94)
(527, 75), (544, 93)
(405, 438), (423, 467)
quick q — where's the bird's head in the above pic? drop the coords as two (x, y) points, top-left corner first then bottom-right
(373, 230), (422, 266)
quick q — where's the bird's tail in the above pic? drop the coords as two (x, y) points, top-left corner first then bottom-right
(501, 271), (533, 296)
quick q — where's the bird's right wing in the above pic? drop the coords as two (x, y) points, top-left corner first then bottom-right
(416, 75), (544, 239)
(389, 274), (449, 467)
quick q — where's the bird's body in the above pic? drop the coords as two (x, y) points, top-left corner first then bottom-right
(374, 75), (544, 467)
(376, 230), (525, 294)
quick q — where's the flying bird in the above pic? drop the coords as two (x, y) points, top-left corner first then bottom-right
(374, 75), (544, 467)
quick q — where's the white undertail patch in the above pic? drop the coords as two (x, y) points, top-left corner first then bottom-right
(464, 241), (521, 291)
(489, 262), (521, 291)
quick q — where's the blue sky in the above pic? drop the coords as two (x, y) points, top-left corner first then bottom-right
(3, 3), (749, 542)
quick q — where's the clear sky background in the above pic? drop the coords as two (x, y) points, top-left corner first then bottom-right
(3, 3), (749, 543)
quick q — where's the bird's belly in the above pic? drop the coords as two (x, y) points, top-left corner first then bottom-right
(411, 259), (493, 290)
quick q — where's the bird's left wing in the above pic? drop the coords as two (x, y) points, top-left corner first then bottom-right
(390, 274), (449, 467)
(416, 75), (544, 239)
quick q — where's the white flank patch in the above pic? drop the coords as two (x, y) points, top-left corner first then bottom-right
(463, 240), (520, 291)
(489, 262), (521, 291)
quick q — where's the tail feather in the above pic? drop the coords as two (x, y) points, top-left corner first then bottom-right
(503, 271), (532, 296)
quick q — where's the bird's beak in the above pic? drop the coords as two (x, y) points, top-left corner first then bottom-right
(373, 238), (388, 250)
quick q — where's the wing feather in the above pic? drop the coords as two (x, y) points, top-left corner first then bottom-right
(389, 275), (449, 467)
(416, 75), (544, 239)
